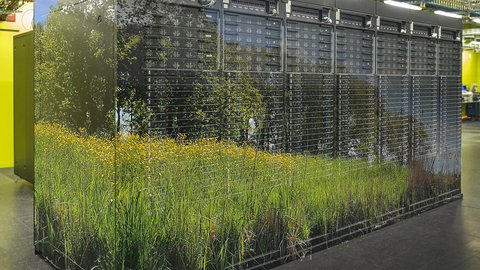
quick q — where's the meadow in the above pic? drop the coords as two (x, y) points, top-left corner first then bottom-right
(34, 121), (457, 270)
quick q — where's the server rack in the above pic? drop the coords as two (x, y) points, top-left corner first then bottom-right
(137, 0), (463, 169)
(35, 1), (468, 269)
(376, 5), (410, 165)
(285, 0), (335, 157)
(223, 0), (285, 150)
(123, 0), (464, 268)
(409, 17), (439, 161)
(137, 0), (463, 165)
(438, 21), (462, 175)
(143, 2), (221, 138)
(334, 1), (377, 175)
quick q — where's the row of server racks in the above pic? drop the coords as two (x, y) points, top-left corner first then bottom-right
(128, 0), (463, 170)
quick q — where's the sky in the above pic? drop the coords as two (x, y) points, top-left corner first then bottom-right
(34, 0), (58, 23)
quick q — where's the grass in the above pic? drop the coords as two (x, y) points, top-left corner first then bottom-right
(34, 121), (459, 270)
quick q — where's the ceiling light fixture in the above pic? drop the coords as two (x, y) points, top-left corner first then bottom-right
(384, 1), (422, 10)
(434, 10), (462, 18)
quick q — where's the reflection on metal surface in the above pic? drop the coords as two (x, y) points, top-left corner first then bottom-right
(34, 0), (463, 269)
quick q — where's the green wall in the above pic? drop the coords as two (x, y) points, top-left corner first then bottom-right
(462, 51), (480, 90)
(0, 26), (17, 168)
(0, 7), (34, 168)
(462, 50), (480, 117)
(14, 31), (34, 183)
(0, 3), (34, 168)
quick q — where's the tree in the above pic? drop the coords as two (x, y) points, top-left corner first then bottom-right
(35, 0), (116, 136)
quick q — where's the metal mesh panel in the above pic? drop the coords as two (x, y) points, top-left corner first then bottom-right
(378, 75), (409, 164)
(411, 75), (439, 159)
(34, 0), (464, 269)
(376, 32), (409, 165)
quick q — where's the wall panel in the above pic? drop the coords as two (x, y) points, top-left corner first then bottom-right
(13, 31), (34, 183)
(34, 0), (463, 269)
(34, 0), (116, 268)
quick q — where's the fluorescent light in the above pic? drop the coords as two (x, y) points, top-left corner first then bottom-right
(384, 1), (422, 10)
(435, 10), (462, 18)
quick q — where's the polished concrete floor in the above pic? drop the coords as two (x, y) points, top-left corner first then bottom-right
(1, 121), (480, 270)
(0, 168), (54, 269)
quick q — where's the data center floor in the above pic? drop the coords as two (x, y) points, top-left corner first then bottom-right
(1, 121), (480, 270)
(0, 169), (53, 269)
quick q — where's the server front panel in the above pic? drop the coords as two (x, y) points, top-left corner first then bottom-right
(439, 30), (462, 176)
(376, 27), (409, 165)
(138, 0), (462, 181)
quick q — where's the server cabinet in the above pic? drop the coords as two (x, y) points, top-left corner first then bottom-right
(14, 31), (34, 184)
(223, 0), (285, 151)
(136, 0), (463, 167)
(35, 0), (466, 269)
(438, 25), (462, 175)
(143, 2), (220, 138)
(285, 1), (334, 157)
(409, 19), (439, 161)
(376, 11), (410, 165)
(335, 5), (376, 167)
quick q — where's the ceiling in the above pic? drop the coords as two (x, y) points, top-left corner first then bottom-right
(401, 0), (480, 16)
(386, 1), (480, 50)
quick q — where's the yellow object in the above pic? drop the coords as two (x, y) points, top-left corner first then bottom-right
(0, 2), (33, 168)
(462, 51), (480, 90)
(0, 26), (15, 168)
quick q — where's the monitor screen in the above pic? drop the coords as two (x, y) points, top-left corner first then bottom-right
(472, 84), (478, 93)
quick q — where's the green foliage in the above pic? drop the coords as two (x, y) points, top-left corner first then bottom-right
(186, 71), (266, 142)
(35, 122), (460, 270)
(34, 1), (460, 269)
(34, 1), (116, 135)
